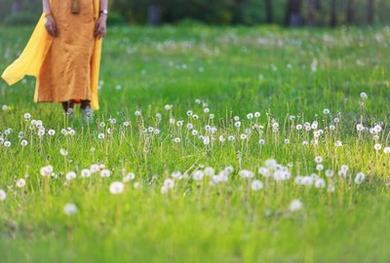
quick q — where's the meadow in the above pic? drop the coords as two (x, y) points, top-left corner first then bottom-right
(1, 24), (390, 262)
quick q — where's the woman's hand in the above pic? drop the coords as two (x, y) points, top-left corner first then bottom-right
(44, 15), (58, 37)
(94, 15), (107, 39)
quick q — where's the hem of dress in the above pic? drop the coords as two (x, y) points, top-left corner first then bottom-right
(35, 98), (93, 104)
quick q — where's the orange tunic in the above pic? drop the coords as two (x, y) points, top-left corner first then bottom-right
(37, 0), (96, 103)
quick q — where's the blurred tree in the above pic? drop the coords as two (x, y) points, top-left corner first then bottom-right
(367, 0), (375, 24)
(148, 0), (162, 25)
(330, 0), (337, 27)
(264, 0), (273, 23)
(285, 0), (303, 26)
(232, 0), (247, 24)
(307, 0), (321, 26)
(346, 0), (355, 24)
(1, 0), (390, 26)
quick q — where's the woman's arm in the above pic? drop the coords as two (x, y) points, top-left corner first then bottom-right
(94, 0), (108, 39)
(42, 0), (57, 37)
(100, 0), (108, 13)
(42, 0), (51, 14)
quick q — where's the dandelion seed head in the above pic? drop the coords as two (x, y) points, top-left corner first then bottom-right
(81, 169), (91, 178)
(374, 143), (382, 151)
(384, 147), (390, 154)
(40, 165), (53, 177)
(354, 172), (366, 185)
(171, 171), (182, 180)
(289, 199), (303, 212)
(24, 113), (31, 120)
(16, 178), (26, 188)
(163, 178), (175, 189)
(314, 156), (323, 163)
(204, 167), (215, 177)
(63, 203), (78, 216)
(60, 148), (68, 156)
(0, 189), (6, 201)
(314, 178), (326, 188)
(325, 169), (334, 178)
(100, 169), (111, 178)
(65, 171), (77, 181)
(238, 169), (254, 179)
(20, 139), (28, 147)
(109, 181), (124, 194)
(192, 170), (205, 181)
(251, 180), (263, 191)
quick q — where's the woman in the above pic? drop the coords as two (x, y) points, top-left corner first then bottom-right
(1, 0), (108, 119)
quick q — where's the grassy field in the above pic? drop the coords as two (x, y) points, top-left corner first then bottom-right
(1, 24), (390, 262)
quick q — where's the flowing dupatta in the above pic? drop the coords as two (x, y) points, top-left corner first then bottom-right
(1, 0), (103, 110)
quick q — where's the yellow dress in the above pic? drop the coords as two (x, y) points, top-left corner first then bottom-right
(1, 0), (102, 110)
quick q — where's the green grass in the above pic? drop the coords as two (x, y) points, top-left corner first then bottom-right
(1, 24), (390, 262)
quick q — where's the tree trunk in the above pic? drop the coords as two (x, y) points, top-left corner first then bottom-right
(285, 0), (303, 27)
(346, 0), (355, 24)
(307, 0), (321, 26)
(148, 0), (162, 26)
(367, 0), (375, 24)
(264, 0), (273, 23)
(330, 0), (337, 27)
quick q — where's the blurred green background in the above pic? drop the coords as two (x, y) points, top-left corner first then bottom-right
(0, 0), (389, 26)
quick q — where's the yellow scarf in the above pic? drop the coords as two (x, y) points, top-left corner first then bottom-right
(1, 0), (103, 110)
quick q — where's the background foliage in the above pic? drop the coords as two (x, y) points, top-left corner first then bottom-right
(0, 0), (389, 26)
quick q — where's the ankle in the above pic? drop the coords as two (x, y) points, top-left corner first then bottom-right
(81, 100), (91, 110)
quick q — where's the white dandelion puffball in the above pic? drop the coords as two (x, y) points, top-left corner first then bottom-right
(314, 156), (323, 163)
(204, 167), (215, 177)
(314, 178), (326, 188)
(327, 184), (336, 193)
(123, 173), (136, 182)
(384, 147), (390, 154)
(65, 171), (77, 181)
(63, 203), (78, 216)
(192, 170), (205, 181)
(354, 172), (366, 185)
(48, 129), (56, 136)
(170, 171), (182, 180)
(374, 143), (382, 151)
(60, 148), (68, 156)
(90, 164), (100, 173)
(40, 165), (53, 177)
(238, 169), (254, 179)
(16, 178), (26, 188)
(360, 92), (368, 100)
(110, 181), (124, 195)
(20, 140), (28, 147)
(100, 169), (111, 178)
(24, 112), (32, 120)
(289, 199), (303, 212)
(325, 169), (334, 178)
(0, 189), (6, 201)
(81, 169), (91, 178)
(163, 178), (175, 189)
(251, 180), (264, 191)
